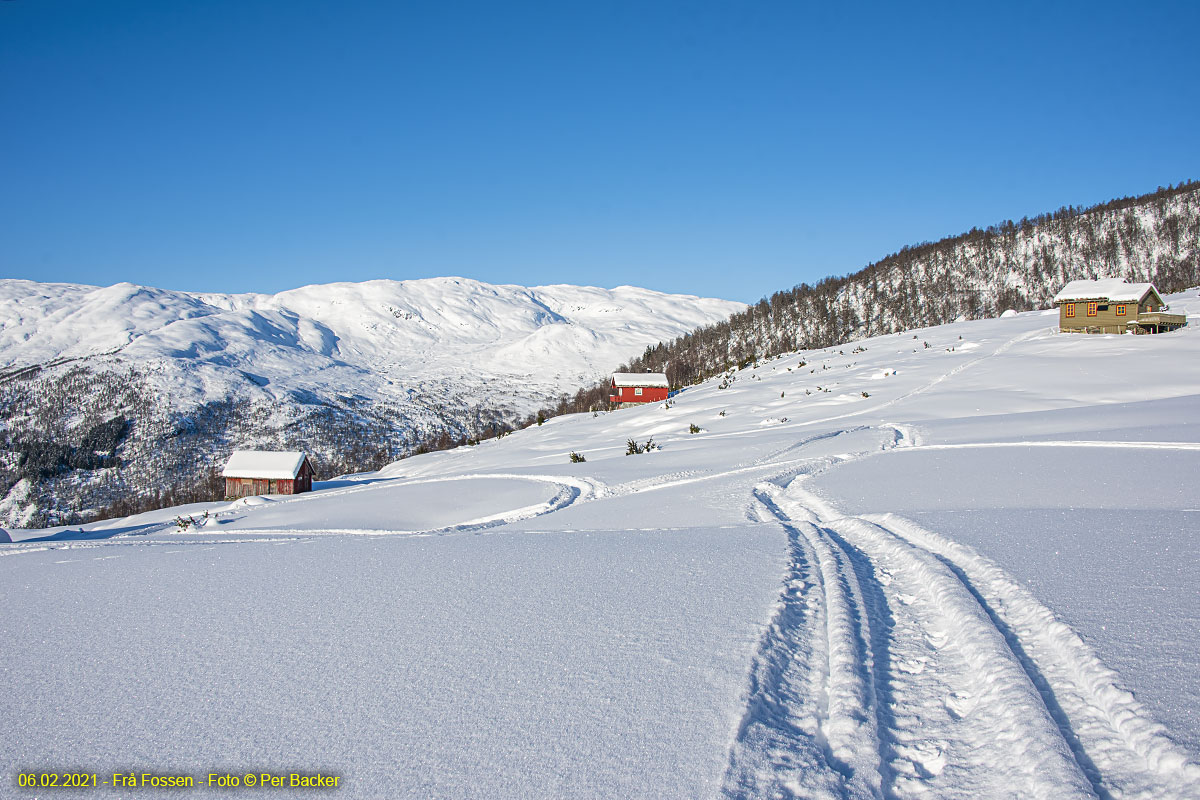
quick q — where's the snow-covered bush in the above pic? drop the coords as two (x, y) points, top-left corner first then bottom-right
(625, 438), (659, 455)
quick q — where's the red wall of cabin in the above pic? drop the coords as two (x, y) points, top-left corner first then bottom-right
(611, 385), (668, 403)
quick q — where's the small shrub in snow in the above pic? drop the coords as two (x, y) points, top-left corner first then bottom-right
(861, 391), (870, 398)
(718, 410), (727, 417)
(625, 438), (659, 455)
(174, 511), (209, 532)
(569, 451), (586, 463)
(780, 391), (785, 398)
(688, 423), (701, 434)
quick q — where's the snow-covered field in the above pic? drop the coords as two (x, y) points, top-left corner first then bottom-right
(4, 292), (1200, 798)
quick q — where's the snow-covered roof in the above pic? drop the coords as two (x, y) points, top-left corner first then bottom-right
(611, 372), (669, 388)
(222, 450), (309, 479)
(1053, 279), (1158, 303)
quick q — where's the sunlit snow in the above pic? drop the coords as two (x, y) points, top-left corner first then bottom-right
(3, 291), (1199, 798)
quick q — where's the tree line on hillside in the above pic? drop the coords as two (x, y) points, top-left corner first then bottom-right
(529, 180), (1200, 421)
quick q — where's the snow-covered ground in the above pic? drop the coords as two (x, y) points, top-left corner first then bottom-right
(4, 292), (1200, 798)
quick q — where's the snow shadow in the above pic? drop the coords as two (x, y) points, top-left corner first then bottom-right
(21, 521), (163, 543)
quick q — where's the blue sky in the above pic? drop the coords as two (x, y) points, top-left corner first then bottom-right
(2, 1), (1197, 303)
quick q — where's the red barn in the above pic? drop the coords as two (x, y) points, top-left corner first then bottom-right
(222, 450), (316, 498)
(609, 372), (670, 406)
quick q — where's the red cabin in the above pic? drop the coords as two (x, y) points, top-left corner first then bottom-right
(222, 450), (316, 498)
(609, 372), (670, 406)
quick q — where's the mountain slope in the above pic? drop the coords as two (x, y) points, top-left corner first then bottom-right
(0, 277), (743, 526)
(4, 293), (1198, 798)
(619, 180), (1200, 385)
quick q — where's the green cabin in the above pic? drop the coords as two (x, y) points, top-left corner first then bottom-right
(1053, 279), (1186, 335)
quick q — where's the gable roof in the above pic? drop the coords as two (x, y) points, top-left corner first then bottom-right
(1053, 279), (1158, 304)
(222, 450), (309, 479)
(611, 372), (669, 388)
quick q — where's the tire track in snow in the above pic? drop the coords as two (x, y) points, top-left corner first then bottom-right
(722, 426), (911, 800)
(864, 512), (1200, 800)
(728, 413), (1200, 797)
(724, 421), (1106, 799)
(219, 473), (606, 537)
(722, 481), (884, 800)
(785, 482), (1097, 799)
(4, 475), (608, 547)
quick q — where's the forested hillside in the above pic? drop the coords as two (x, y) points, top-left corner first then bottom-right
(618, 181), (1200, 386)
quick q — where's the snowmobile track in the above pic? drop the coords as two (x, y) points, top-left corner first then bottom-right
(724, 408), (1200, 799)
(730, 457), (1200, 799)
(722, 483), (884, 800)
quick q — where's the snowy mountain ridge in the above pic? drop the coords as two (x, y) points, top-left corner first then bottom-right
(0, 276), (743, 526)
(5, 292), (1199, 798)
(0, 276), (743, 403)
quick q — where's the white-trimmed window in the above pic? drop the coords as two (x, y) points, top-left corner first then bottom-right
(634, 387), (643, 396)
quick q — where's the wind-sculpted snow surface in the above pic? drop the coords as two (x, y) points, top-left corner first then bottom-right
(3, 291), (1199, 797)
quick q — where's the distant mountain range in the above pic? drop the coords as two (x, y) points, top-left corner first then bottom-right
(0, 277), (743, 527)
